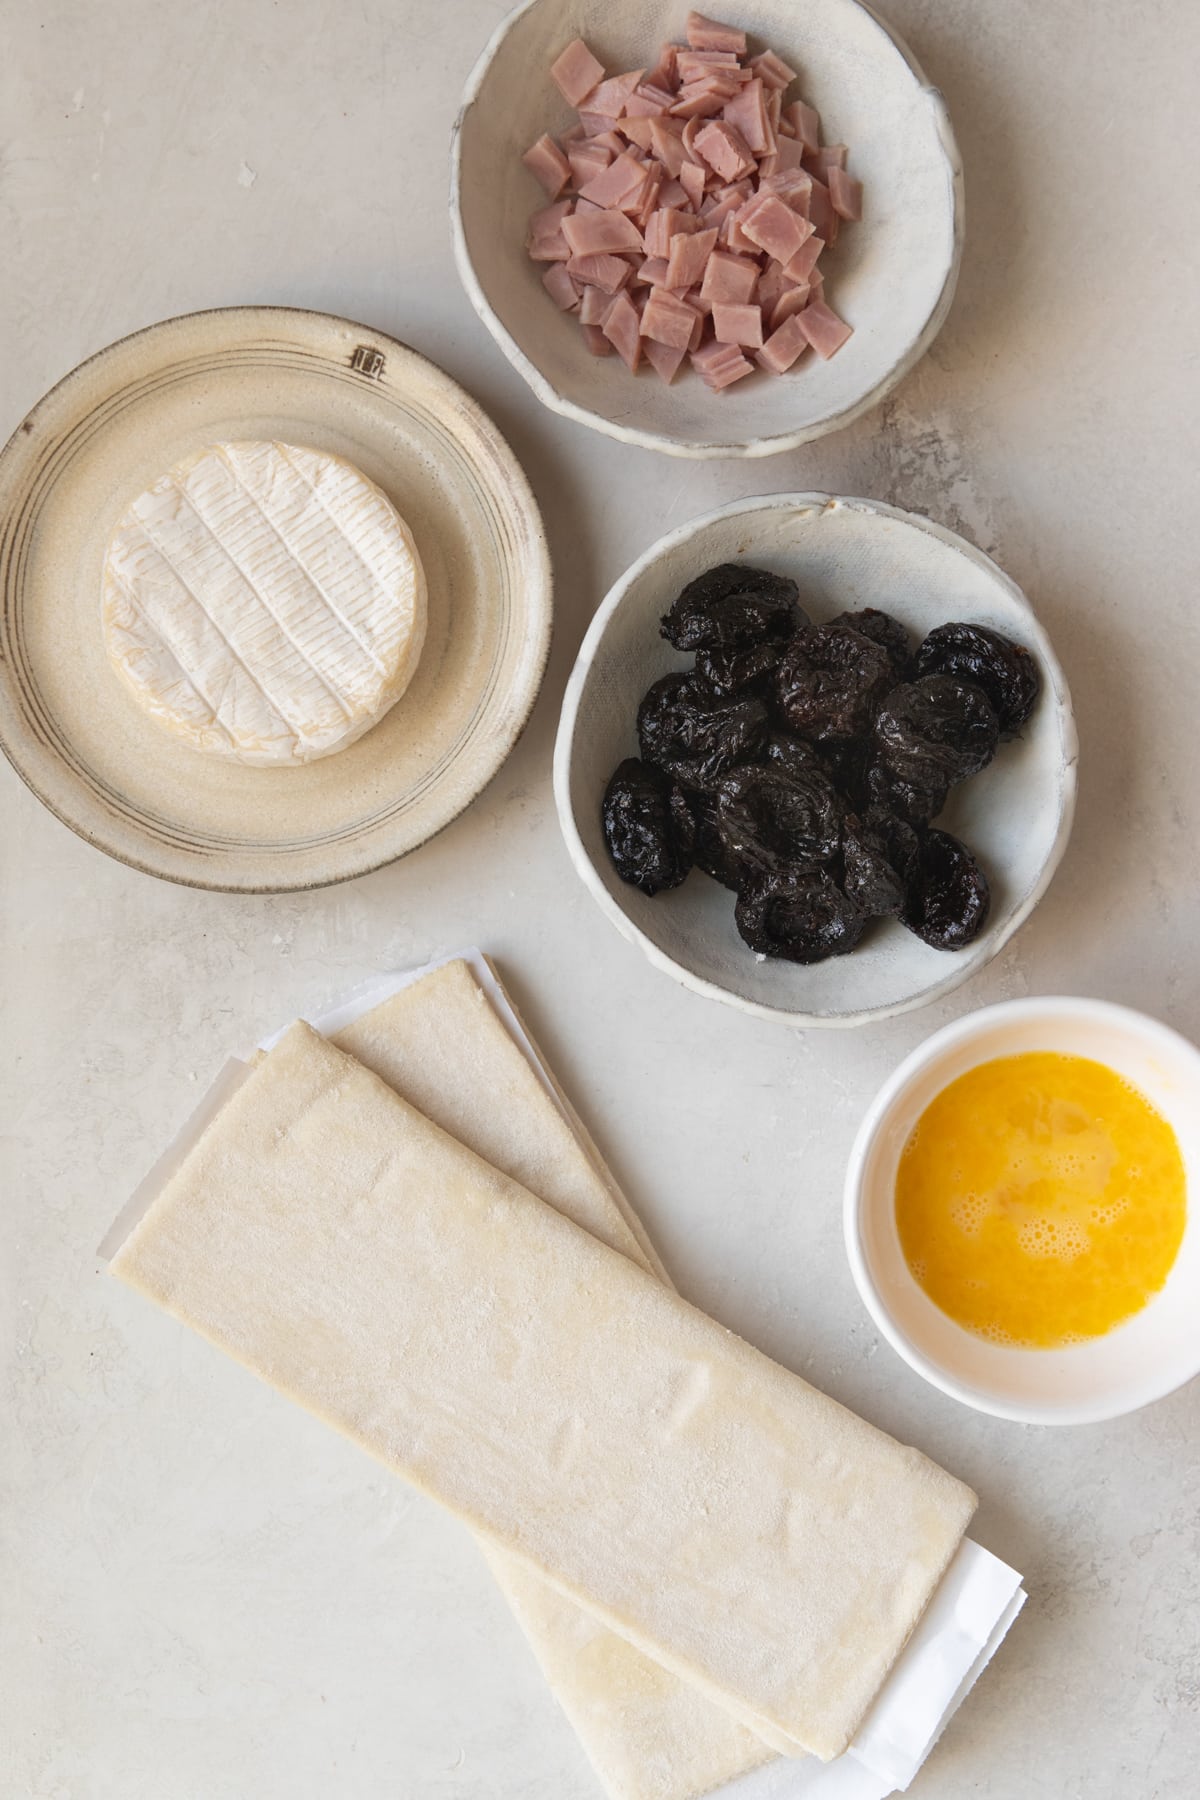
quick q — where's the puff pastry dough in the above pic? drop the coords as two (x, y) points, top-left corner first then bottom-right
(113, 1015), (975, 1762)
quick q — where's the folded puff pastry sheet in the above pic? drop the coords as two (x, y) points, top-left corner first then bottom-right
(333, 960), (774, 1800)
(112, 1012), (976, 1764)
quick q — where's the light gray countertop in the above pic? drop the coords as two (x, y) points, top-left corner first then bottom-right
(2, 2), (1198, 1796)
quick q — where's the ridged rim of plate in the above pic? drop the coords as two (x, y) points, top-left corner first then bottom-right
(553, 493), (1078, 1027)
(450, 0), (964, 459)
(0, 306), (553, 892)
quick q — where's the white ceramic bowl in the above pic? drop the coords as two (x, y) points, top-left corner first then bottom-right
(844, 998), (1200, 1424)
(452, 0), (962, 458)
(554, 494), (1076, 1028)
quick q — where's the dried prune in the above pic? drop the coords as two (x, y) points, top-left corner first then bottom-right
(660, 563), (803, 652)
(874, 675), (999, 783)
(736, 869), (866, 963)
(695, 639), (786, 695)
(637, 673), (769, 788)
(902, 829), (990, 950)
(829, 607), (913, 679)
(764, 731), (833, 781)
(916, 623), (1041, 738)
(842, 808), (920, 917)
(715, 763), (841, 877)
(864, 756), (949, 826)
(688, 786), (751, 891)
(774, 621), (894, 741)
(602, 758), (695, 896)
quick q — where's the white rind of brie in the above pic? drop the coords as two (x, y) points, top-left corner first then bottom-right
(101, 440), (427, 765)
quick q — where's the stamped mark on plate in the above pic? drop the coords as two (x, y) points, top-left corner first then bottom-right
(350, 344), (386, 379)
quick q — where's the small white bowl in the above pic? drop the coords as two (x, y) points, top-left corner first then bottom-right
(451, 0), (963, 458)
(844, 998), (1200, 1424)
(553, 493), (1076, 1028)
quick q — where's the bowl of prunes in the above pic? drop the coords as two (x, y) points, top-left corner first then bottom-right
(554, 493), (1077, 1026)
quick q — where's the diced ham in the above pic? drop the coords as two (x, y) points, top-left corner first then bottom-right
(579, 149), (649, 209)
(712, 302), (763, 348)
(756, 312), (810, 374)
(679, 160), (707, 209)
(641, 286), (702, 350)
(693, 120), (755, 182)
(643, 336), (689, 384)
(522, 134), (571, 198)
(691, 338), (754, 388)
(578, 285), (615, 326)
(769, 284), (810, 330)
(749, 49), (797, 90)
(542, 263), (581, 310)
(700, 249), (759, 304)
(664, 225), (718, 289)
(526, 15), (860, 392)
(782, 234), (824, 282)
(565, 252), (633, 294)
(567, 142), (612, 189)
(587, 70), (646, 116)
(550, 38), (605, 108)
(722, 78), (772, 155)
(649, 117), (687, 176)
(686, 11), (747, 54)
(785, 100), (821, 153)
(738, 192), (809, 263)
(828, 166), (863, 222)
(797, 298), (853, 358)
(602, 290), (643, 370)
(562, 207), (645, 256)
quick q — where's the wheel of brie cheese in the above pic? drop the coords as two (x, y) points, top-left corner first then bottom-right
(101, 440), (427, 765)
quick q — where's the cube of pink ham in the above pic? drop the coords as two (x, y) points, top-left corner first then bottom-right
(565, 252), (633, 294)
(756, 312), (810, 374)
(641, 286), (701, 350)
(578, 285), (615, 326)
(749, 49), (797, 90)
(691, 338), (754, 388)
(634, 256), (671, 288)
(722, 78), (772, 156)
(626, 82), (676, 117)
(562, 208), (645, 256)
(541, 264), (581, 310)
(679, 160), (707, 209)
(738, 192), (809, 264)
(644, 207), (693, 257)
(581, 323), (613, 355)
(550, 38), (605, 108)
(807, 178), (838, 244)
(828, 166), (863, 221)
(649, 118), (687, 176)
(643, 336), (689, 384)
(618, 117), (656, 152)
(648, 43), (679, 92)
(686, 12), (747, 54)
(809, 143), (848, 176)
(579, 148), (649, 209)
(797, 298), (853, 358)
(700, 249), (758, 304)
(522, 134), (571, 198)
(693, 120), (755, 182)
(587, 70), (646, 117)
(785, 100), (820, 153)
(782, 233), (824, 282)
(771, 132), (807, 172)
(602, 290), (643, 369)
(769, 284), (810, 330)
(712, 302), (763, 348)
(664, 224), (718, 289)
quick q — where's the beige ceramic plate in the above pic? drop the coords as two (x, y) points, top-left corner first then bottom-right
(0, 307), (552, 891)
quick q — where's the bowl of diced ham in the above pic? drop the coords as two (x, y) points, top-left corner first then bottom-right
(452, 1), (962, 458)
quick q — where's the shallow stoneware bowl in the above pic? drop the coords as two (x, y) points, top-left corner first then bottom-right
(553, 494), (1076, 1027)
(452, 0), (962, 457)
(844, 998), (1200, 1423)
(0, 307), (552, 892)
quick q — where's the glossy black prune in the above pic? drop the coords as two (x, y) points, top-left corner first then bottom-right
(764, 731), (833, 781)
(829, 607), (913, 680)
(637, 673), (769, 789)
(874, 675), (1000, 782)
(841, 808), (920, 917)
(715, 763), (841, 878)
(687, 786), (751, 891)
(695, 639), (786, 695)
(601, 758), (695, 896)
(864, 756), (949, 827)
(735, 869), (866, 963)
(916, 623), (1041, 739)
(902, 828), (991, 950)
(660, 563), (804, 653)
(774, 622), (895, 741)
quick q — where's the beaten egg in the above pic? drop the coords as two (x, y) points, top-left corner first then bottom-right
(895, 1053), (1186, 1348)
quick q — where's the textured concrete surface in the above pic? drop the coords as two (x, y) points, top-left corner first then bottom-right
(2, 2), (1199, 1796)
